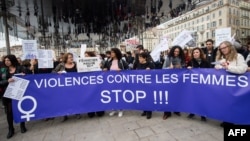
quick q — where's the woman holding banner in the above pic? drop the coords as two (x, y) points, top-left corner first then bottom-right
(103, 48), (129, 117)
(0, 54), (30, 139)
(215, 41), (248, 127)
(52, 52), (81, 121)
(136, 52), (155, 119)
(84, 51), (105, 118)
(162, 45), (185, 120)
(186, 47), (210, 121)
(215, 41), (247, 74)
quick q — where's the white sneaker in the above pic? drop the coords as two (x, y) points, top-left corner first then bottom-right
(109, 111), (116, 116)
(118, 111), (123, 117)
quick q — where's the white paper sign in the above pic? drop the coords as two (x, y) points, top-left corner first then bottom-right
(172, 30), (193, 47)
(76, 57), (101, 72)
(125, 38), (140, 48)
(150, 37), (169, 62)
(37, 49), (54, 68)
(22, 40), (38, 59)
(37, 49), (53, 59)
(38, 59), (54, 68)
(80, 44), (87, 58)
(3, 76), (30, 100)
(215, 27), (231, 47)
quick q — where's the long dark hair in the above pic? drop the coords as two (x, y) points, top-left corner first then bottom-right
(85, 51), (96, 57)
(168, 45), (185, 61)
(4, 54), (20, 67)
(111, 48), (122, 60)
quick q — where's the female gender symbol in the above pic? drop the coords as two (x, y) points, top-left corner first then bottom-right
(17, 96), (37, 121)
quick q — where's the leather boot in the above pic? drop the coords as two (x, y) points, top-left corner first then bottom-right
(20, 122), (27, 133)
(7, 128), (14, 139)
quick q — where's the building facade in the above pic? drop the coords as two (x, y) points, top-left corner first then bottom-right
(142, 0), (250, 51)
(240, 0), (250, 44)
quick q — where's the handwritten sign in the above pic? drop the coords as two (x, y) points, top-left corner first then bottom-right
(37, 49), (54, 68)
(22, 40), (38, 59)
(215, 27), (231, 47)
(37, 49), (53, 59)
(38, 59), (54, 68)
(3, 76), (30, 100)
(76, 57), (101, 72)
(125, 38), (140, 48)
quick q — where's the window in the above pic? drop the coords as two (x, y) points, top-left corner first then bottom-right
(213, 21), (216, 27)
(211, 21), (216, 27)
(234, 19), (237, 25)
(207, 15), (210, 21)
(206, 32), (209, 39)
(219, 0), (223, 6)
(213, 13), (215, 18)
(236, 1), (239, 6)
(219, 19), (222, 26)
(207, 23), (210, 29)
(219, 11), (222, 16)
(212, 30), (215, 38)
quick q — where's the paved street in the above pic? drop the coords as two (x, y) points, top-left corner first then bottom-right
(0, 106), (223, 141)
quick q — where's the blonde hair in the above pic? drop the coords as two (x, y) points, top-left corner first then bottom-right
(216, 41), (237, 61)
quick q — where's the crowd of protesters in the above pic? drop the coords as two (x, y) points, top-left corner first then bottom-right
(0, 39), (250, 139)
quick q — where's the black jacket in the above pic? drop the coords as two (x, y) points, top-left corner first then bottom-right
(103, 59), (129, 70)
(202, 47), (218, 68)
(187, 59), (210, 68)
(136, 62), (155, 70)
